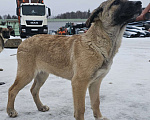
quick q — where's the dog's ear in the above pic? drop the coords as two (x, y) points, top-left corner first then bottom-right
(86, 6), (103, 28)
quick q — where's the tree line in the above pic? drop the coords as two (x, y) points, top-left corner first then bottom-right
(0, 10), (91, 19)
(0, 14), (18, 19)
(54, 10), (91, 19)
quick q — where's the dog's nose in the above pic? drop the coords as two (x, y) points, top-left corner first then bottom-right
(134, 1), (142, 6)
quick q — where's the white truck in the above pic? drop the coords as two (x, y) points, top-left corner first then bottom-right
(16, 0), (51, 38)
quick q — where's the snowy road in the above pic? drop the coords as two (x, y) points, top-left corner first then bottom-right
(0, 37), (150, 120)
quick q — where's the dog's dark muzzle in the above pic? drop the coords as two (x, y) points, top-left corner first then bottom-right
(120, 1), (142, 17)
(114, 1), (142, 25)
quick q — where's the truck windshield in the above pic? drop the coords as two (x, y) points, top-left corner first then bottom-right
(22, 5), (45, 16)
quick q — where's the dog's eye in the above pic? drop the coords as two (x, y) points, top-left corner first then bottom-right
(109, 0), (120, 9)
(113, 0), (120, 5)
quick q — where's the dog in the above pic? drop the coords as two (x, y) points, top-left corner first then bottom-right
(0, 27), (10, 52)
(7, 0), (142, 120)
(0, 35), (4, 52)
(0, 27), (10, 73)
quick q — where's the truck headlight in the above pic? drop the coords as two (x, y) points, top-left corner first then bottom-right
(22, 29), (26, 33)
(43, 29), (48, 33)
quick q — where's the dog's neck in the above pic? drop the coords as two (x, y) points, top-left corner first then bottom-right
(90, 20), (126, 41)
(85, 21), (126, 61)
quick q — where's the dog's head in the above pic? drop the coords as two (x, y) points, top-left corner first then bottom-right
(0, 27), (10, 39)
(86, 0), (142, 27)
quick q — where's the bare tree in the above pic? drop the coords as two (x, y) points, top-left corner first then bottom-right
(3, 15), (7, 19)
(7, 14), (12, 19)
(12, 15), (18, 19)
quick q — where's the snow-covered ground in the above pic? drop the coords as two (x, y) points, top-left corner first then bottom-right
(0, 37), (150, 120)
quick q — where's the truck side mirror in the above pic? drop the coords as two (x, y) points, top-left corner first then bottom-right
(48, 8), (51, 16)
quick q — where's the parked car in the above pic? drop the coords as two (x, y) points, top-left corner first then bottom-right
(123, 31), (140, 38)
(123, 21), (150, 38)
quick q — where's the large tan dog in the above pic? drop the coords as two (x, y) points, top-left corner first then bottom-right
(7, 0), (142, 120)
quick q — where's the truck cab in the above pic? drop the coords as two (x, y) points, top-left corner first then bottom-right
(17, 0), (51, 38)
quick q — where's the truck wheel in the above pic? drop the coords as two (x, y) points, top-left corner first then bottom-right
(20, 35), (26, 38)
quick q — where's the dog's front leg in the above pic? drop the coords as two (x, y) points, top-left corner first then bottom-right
(88, 79), (102, 119)
(71, 75), (89, 120)
(89, 79), (109, 120)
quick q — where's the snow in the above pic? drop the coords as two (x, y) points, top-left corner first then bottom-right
(9, 36), (21, 40)
(0, 37), (150, 120)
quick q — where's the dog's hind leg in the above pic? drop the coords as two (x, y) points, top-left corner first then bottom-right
(89, 79), (109, 120)
(30, 71), (49, 112)
(7, 67), (35, 117)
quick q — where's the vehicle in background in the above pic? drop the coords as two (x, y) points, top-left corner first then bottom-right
(123, 31), (140, 38)
(56, 21), (150, 38)
(123, 21), (150, 38)
(57, 22), (87, 35)
(16, 0), (51, 38)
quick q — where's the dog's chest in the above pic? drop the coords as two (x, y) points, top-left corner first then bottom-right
(92, 36), (123, 81)
(92, 60), (113, 82)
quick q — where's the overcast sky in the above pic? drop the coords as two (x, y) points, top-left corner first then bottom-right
(0, 0), (149, 17)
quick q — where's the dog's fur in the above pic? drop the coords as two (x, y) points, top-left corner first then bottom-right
(7, 0), (142, 120)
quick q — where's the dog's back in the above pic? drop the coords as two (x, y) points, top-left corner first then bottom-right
(17, 34), (84, 80)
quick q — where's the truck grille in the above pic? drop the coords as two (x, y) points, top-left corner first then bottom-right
(26, 20), (43, 25)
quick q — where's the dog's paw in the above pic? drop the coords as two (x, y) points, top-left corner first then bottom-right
(7, 109), (18, 118)
(95, 117), (109, 120)
(38, 105), (49, 112)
